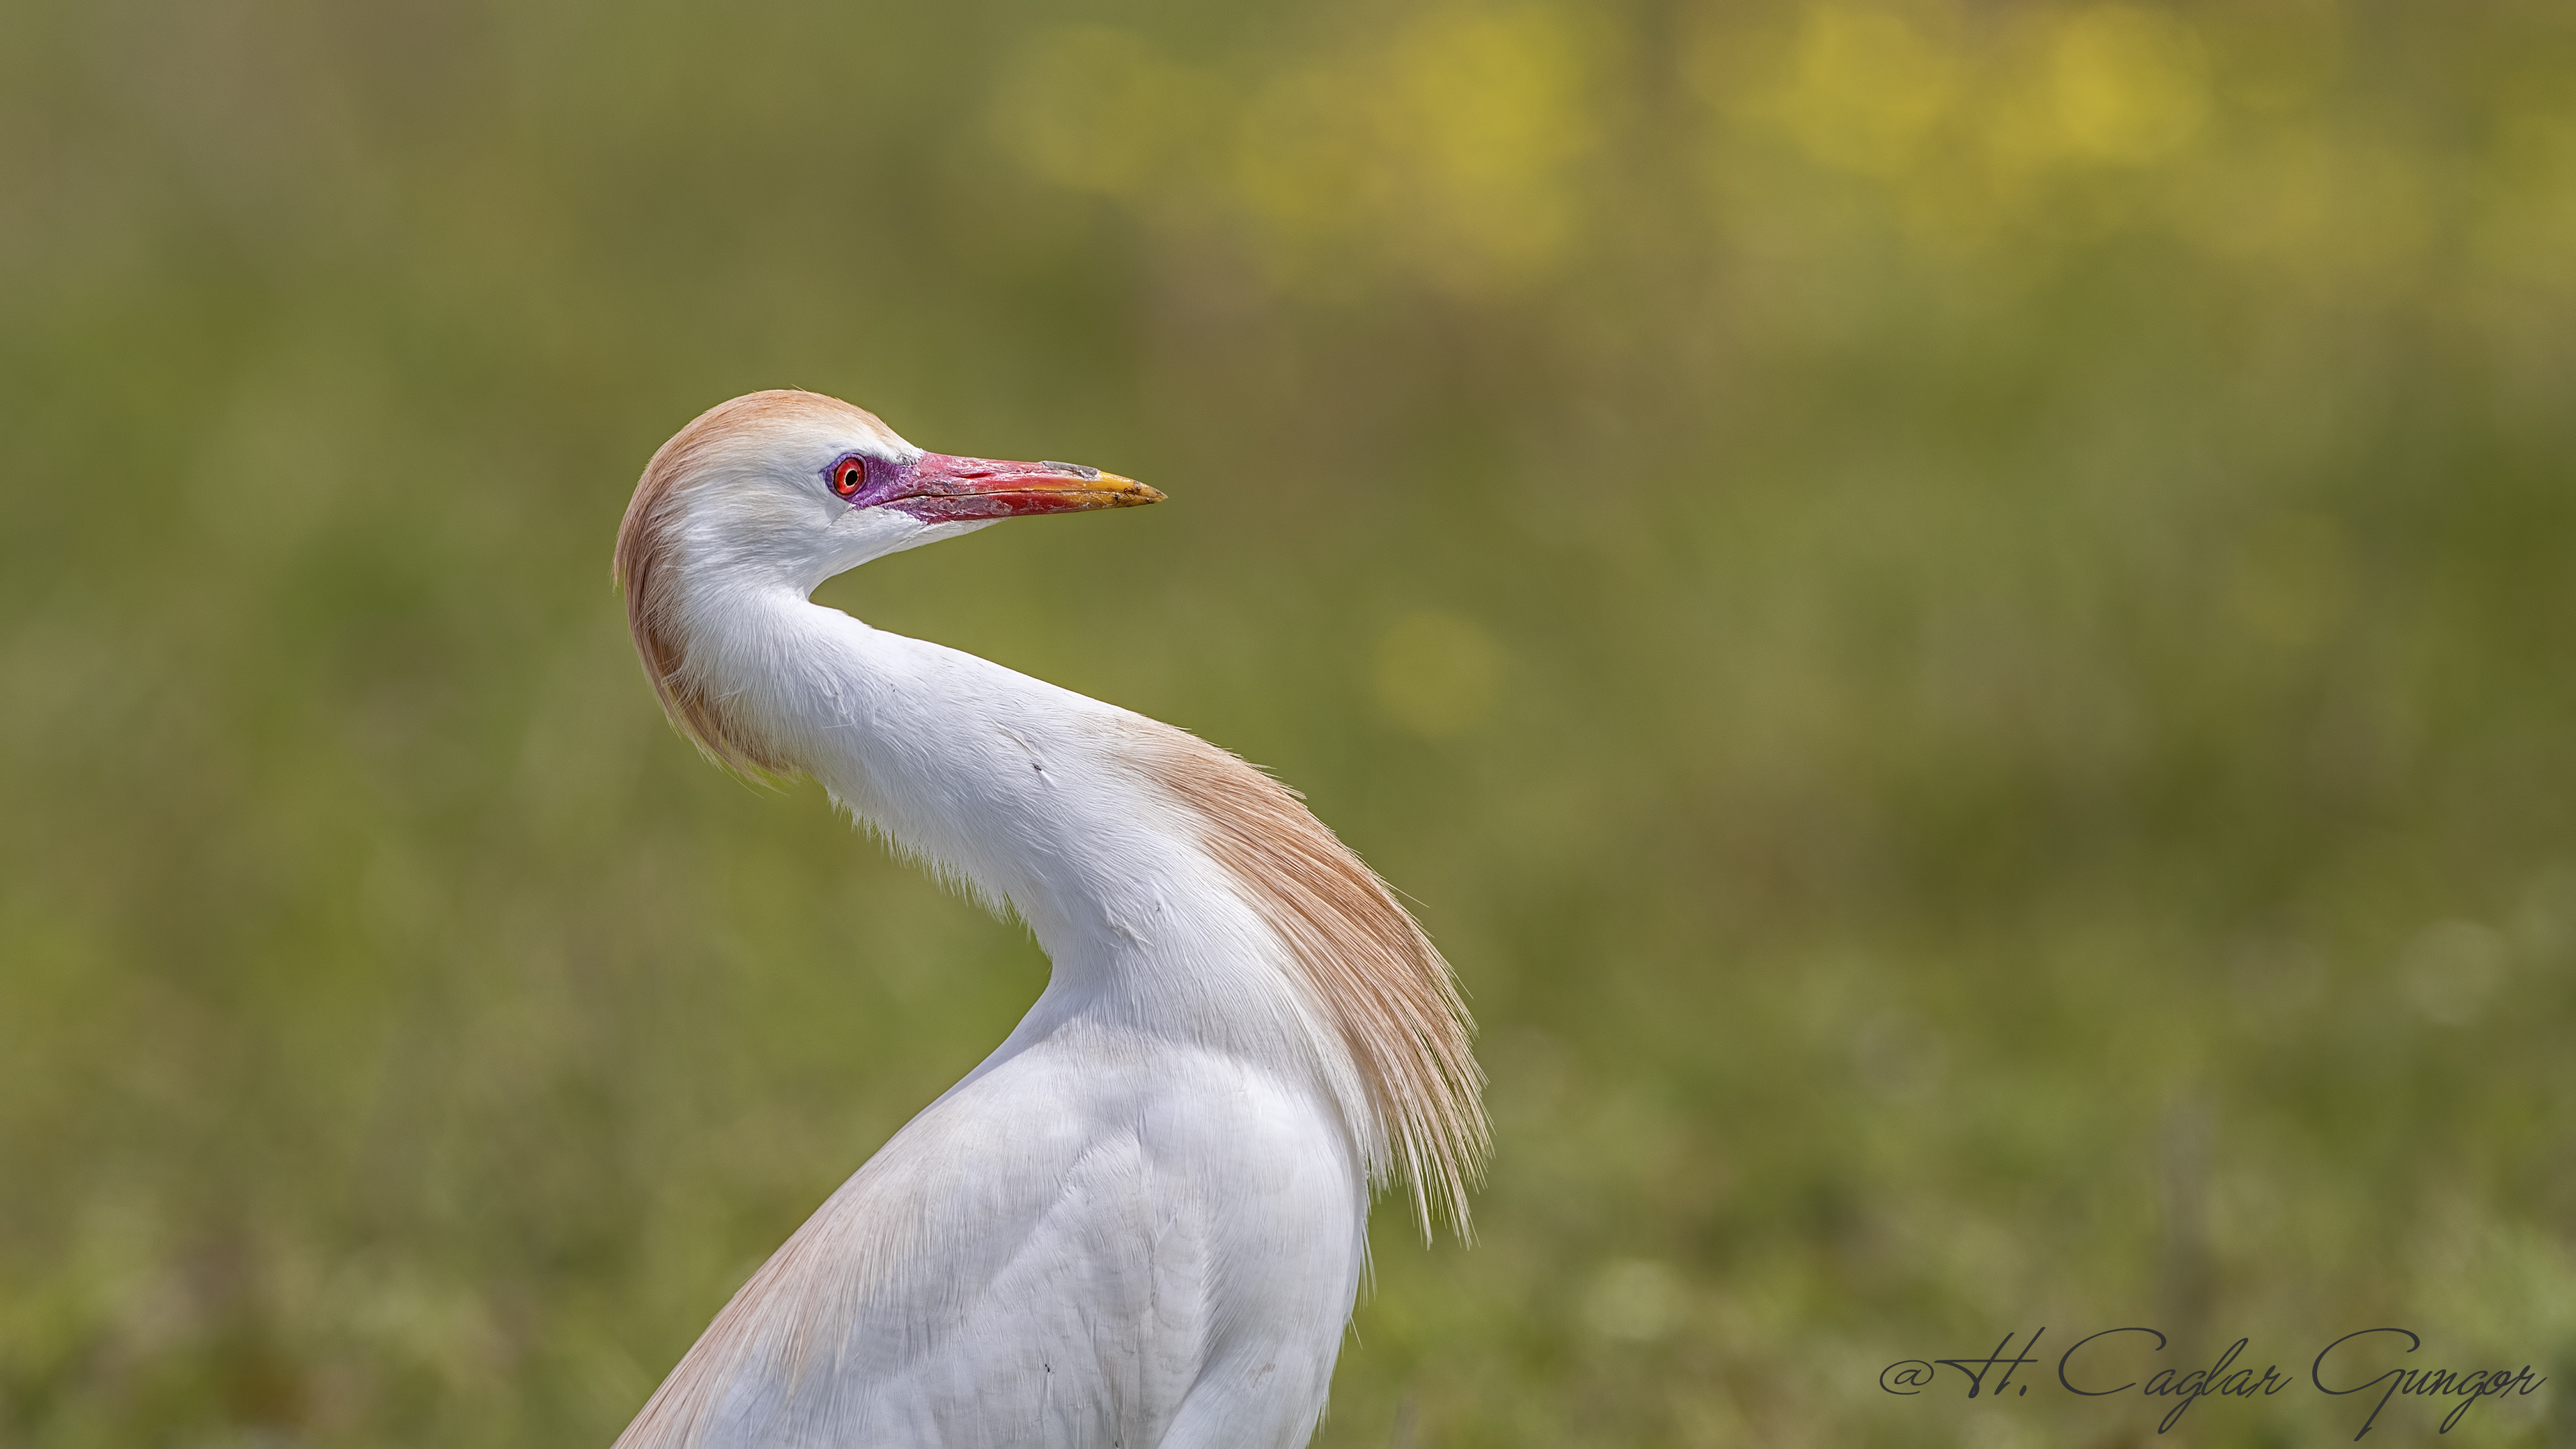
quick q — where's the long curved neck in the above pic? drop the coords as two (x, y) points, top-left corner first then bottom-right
(686, 586), (1325, 1044)
(674, 581), (1486, 1232)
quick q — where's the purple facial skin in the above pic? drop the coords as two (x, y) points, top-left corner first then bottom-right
(825, 452), (1160, 523)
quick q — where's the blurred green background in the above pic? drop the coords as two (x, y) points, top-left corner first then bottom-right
(4, 0), (2574, 1444)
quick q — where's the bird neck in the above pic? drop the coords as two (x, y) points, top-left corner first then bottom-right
(675, 582), (1485, 1232)
(682, 584), (1344, 1048)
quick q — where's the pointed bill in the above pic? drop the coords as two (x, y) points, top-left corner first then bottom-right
(884, 454), (1163, 524)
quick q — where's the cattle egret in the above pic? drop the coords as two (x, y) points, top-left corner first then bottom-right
(608, 390), (1486, 1448)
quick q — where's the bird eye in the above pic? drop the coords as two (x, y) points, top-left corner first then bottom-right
(831, 459), (866, 499)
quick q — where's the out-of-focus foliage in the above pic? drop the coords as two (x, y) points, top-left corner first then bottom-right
(3, 0), (2573, 1444)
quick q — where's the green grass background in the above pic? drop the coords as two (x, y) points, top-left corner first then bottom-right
(3, 1), (2574, 1444)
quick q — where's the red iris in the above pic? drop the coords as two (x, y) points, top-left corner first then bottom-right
(831, 458), (867, 498)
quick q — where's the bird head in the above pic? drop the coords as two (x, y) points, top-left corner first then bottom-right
(618, 389), (1161, 594)
(613, 389), (1161, 772)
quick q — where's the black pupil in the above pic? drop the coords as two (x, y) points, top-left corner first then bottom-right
(841, 465), (860, 492)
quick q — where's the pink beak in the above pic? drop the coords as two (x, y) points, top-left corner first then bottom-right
(886, 453), (1163, 525)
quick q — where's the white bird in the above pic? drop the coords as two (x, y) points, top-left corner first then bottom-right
(608, 390), (1486, 1449)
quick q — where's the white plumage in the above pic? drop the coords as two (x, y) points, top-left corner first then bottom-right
(608, 391), (1485, 1449)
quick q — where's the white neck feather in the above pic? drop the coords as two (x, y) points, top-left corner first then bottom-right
(663, 578), (1487, 1234)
